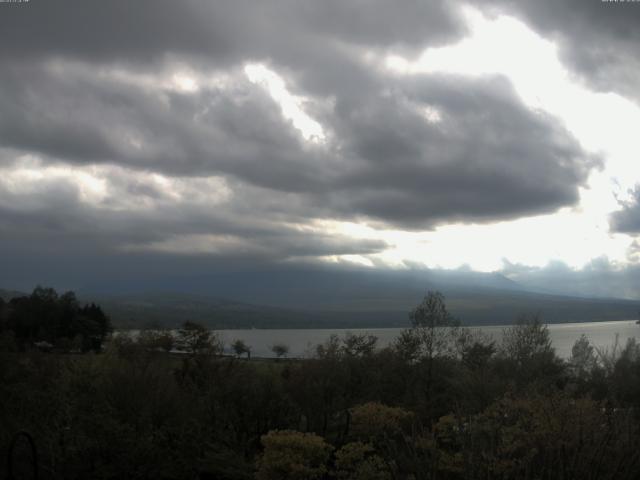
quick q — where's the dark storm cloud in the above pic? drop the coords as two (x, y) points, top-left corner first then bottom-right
(0, 60), (595, 229)
(0, 62), (334, 191)
(0, 0), (603, 288)
(0, 158), (388, 260)
(0, 0), (465, 63)
(0, 207), (387, 260)
(487, 0), (640, 103)
(321, 74), (595, 228)
(611, 187), (640, 234)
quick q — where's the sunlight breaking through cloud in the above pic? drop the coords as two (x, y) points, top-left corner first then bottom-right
(244, 63), (327, 143)
(369, 5), (640, 271)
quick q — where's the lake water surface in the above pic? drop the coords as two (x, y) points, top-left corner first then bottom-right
(216, 320), (640, 359)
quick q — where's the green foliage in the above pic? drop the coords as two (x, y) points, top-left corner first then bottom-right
(256, 430), (333, 480)
(232, 338), (252, 359)
(3, 289), (640, 479)
(315, 334), (341, 359)
(349, 402), (414, 442)
(0, 286), (112, 352)
(341, 332), (378, 357)
(137, 329), (175, 353)
(313, 332), (378, 359)
(410, 291), (457, 329)
(456, 329), (496, 369)
(501, 313), (553, 362)
(391, 328), (423, 363)
(409, 291), (460, 361)
(175, 320), (223, 355)
(333, 441), (391, 480)
(432, 393), (638, 480)
(570, 334), (598, 380)
(498, 313), (565, 387)
(271, 343), (290, 359)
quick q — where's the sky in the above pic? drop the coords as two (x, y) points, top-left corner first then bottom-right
(1, 0), (640, 298)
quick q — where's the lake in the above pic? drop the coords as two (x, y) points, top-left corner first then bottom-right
(215, 320), (640, 359)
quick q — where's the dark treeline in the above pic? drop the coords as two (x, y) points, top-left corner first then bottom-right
(2, 289), (640, 479)
(0, 286), (112, 352)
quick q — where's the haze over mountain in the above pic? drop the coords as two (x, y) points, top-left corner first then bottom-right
(94, 274), (640, 329)
(6, 266), (636, 329)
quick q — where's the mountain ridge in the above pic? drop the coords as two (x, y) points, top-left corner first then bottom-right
(3, 268), (640, 329)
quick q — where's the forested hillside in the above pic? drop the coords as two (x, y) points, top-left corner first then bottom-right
(3, 292), (640, 479)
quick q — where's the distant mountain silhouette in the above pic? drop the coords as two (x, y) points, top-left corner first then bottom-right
(70, 268), (640, 328)
(4, 268), (640, 328)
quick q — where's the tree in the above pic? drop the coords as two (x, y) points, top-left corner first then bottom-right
(231, 338), (251, 359)
(501, 314), (552, 363)
(455, 329), (499, 412)
(137, 329), (174, 353)
(391, 328), (422, 363)
(315, 334), (341, 359)
(348, 403), (414, 476)
(407, 291), (459, 418)
(349, 402), (413, 442)
(445, 393), (639, 479)
(155, 330), (174, 353)
(342, 332), (378, 357)
(271, 343), (289, 360)
(4, 287), (112, 352)
(176, 321), (222, 355)
(409, 291), (460, 361)
(334, 441), (391, 480)
(456, 328), (496, 368)
(256, 430), (333, 480)
(570, 334), (597, 379)
(500, 314), (562, 386)
(77, 302), (112, 351)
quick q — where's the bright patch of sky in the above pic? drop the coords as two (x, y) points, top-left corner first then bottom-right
(330, 6), (640, 272)
(244, 63), (327, 143)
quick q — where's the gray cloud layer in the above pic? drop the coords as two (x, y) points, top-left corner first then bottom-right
(502, 257), (640, 300)
(0, 0), (465, 63)
(0, 0), (608, 290)
(611, 187), (640, 234)
(488, 0), (640, 104)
